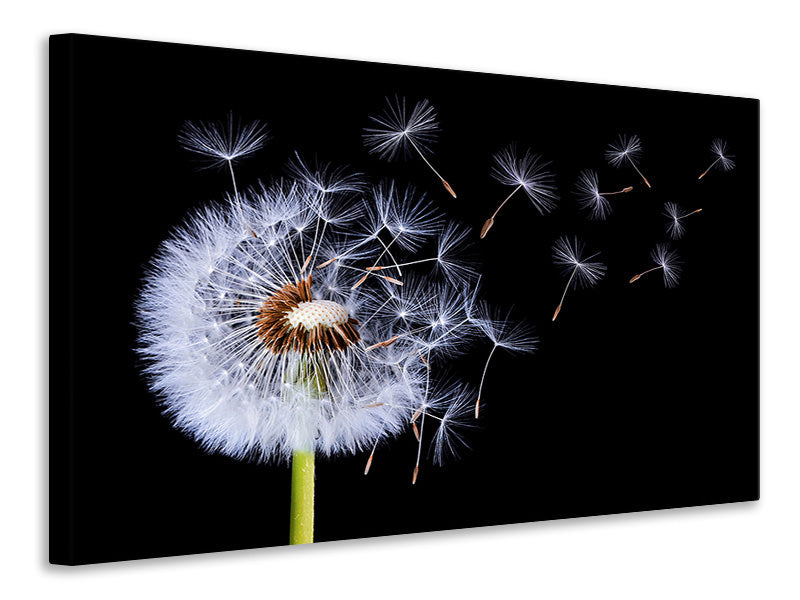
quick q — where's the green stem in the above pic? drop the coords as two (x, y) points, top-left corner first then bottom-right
(290, 448), (315, 544)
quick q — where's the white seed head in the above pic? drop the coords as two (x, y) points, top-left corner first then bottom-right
(663, 202), (686, 240)
(491, 144), (558, 214)
(363, 97), (440, 161)
(552, 235), (607, 288)
(474, 304), (538, 353)
(651, 243), (682, 288)
(178, 113), (269, 168)
(574, 169), (611, 220)
(605, 134), (643, 167)
(710, 138), (736, 171)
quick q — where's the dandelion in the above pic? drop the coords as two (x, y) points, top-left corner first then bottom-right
(574, 169), (634, 220)
(363, 96), (457, 198)
(605, 134), (651, 188)
(137, 153), (522, 543)
(472, 305), (537, 418)
(629, 244), (682, 288)
(698, 138), (735, 180)
(551, 235), (607, 321)
(663, 202), (703, 240)
(480, 144), (558, 238)
(178, 113), (269, 203)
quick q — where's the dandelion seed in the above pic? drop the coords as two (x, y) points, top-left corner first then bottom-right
(363, 96), (457, 198)
(629, 243), (682, 288)
(605, 134), (651, 188)
(698, 138), (735, 180)
(178, 113), (269, 168)
(472, 305), (537, 417)
(481, 144), (558, 238)
(574, 169), (634, 221)
(179, 114), (270, 225)
(551, 235), (606, 321)
(663, 202), (703, 240)
(431, 381), (477, 465)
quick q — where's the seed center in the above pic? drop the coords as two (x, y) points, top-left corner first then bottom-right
(287, 300), (350, 331)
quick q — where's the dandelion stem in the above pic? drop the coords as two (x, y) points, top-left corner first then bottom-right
(553, 266), (577, 321)
(285, 358), (325, 545)
(491, 184), (523, 220)
(626, 155), (651, 188)
(599, 186), (634, 196)
(629, 265), (663, 283)
(481, 184), (523, 239)
(407, 137), (457, 198)
(698, 157), (721, 180)
(476, 345), (498, 418)
(227, 158), (251, 234)
(412, 411), (425, 484)
(369, 257), (439, 270)
(227, 159), (239, 203)
(679, 208), (703, 219)
(289, 448), (315, 545)
(304, 192), (327, 274)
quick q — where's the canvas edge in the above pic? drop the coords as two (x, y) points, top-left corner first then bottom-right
(49, 33), (78, 566)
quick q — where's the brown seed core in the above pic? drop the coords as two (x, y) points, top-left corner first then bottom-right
(256, 275), (361, 354)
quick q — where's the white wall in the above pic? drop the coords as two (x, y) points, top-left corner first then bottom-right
(3, 2), (797, 597)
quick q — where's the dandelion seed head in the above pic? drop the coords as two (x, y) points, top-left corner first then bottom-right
(491, 144), (558, 214)
(362, 97), (440, 161)
(552, 235), (607, 288)
(433, 223), (479, 287)
(651, 243), (682, 288)
(605, 134), (643, 167)
(178, 114), (269, 168)
(474, 304), (538, 353)
(710, 138), (735, 171)
(574, 169), (612, 220)
(663, 202), (686, 240)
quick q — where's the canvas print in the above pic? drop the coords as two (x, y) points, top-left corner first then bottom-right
(50, 34), (759, 565)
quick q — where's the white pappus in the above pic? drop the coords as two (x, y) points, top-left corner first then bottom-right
(629, 243), (682, 288)
(551, 235), (607, 321)
(472, 303), (538, 418)
(574, 169), (633, 221)
(698, 138), (735, 180)
(663, 202), (703, 240)
(363, 96), (457, 198)
(480, 144), (558, 239)
(605, 134), (651, 188)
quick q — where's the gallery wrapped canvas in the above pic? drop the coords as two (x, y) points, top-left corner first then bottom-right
(50, 34), (758, 565)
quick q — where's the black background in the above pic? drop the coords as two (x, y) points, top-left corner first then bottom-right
(51, 34), (758, 565)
